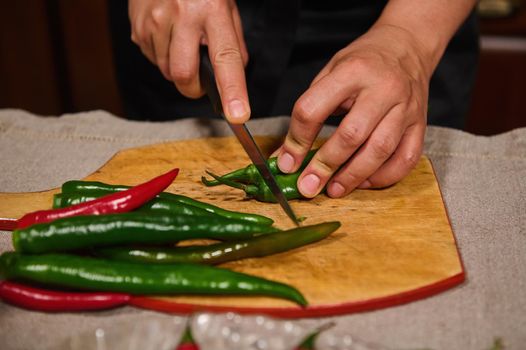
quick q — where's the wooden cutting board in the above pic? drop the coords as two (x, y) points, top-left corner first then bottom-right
(0, 136), (464, 317)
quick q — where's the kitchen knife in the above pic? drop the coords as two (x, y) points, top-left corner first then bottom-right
(199, 47), (300, 226)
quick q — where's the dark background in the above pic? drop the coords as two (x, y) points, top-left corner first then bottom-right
(0, 0), (524, 135)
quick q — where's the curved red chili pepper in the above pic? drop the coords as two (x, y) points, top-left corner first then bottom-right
(0, 280), (130, 311)
(16, 168), (179, 229)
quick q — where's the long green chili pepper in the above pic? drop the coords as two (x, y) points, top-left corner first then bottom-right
(53, 192), (216, 218)
(205, 171), (305, 203)
(96, 221), (340, 265)
(61, 180), (273, 226)
(0, 252), (307, 306)
(12, 213), (279, 254)
(201, 149), (317, 186)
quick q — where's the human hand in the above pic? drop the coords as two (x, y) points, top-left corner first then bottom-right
(128, 0), (250, 123)
(276, 24), (432, 198)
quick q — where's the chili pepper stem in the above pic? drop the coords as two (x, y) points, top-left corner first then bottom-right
(204, 171), (261, 200)
(201, 166), (250, 186)
(204, 170), (247, 190)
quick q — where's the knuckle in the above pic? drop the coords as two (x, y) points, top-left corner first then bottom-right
(170, 66), (195, 85)
(136, 30), (149, 45)
(347, 57), (370, 75)
(286, 132), (311, 151)
(150, 7), (165, 27)
(293, 100), (313, 125)
(131, 28), (146, 44)
(401, 151), (421, 169)
(340, 169), (362, 186)
(313, 156), (339, 175)
(130, 33), (138, 44)
(218, 82), (241, 98)
(370, 136), (397, 159)
(157, 60), (169, 76)
(293, 97), (323, 128)
(212, 47), (243, 66)
(384, 74), (405, 93)
(337, 125), (367, 148)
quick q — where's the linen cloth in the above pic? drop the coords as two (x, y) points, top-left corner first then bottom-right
(0, 109), (524, 349)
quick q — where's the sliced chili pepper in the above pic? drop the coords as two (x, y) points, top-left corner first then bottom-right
(17, 168), (180, 229)
(96, 221), (340, 265)
(61, 180), (274, 225)
(13, 212), (279, 254)
(205, 170), (305, 203)
(0, 252), (307, 306)
(0, 280), (130, 312)
(53, 192), (216, 218)
(201, 149), (317, 186)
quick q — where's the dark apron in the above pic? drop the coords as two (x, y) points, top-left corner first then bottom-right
(108, 0), (478, 129)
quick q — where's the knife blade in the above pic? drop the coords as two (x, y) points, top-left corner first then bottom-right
(199, 46), (300, 226)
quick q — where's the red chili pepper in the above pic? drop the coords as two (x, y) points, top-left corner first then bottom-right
(16, 168), (179, 229)
(0, 280), (130, 311)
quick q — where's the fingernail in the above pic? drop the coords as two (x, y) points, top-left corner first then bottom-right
(358, 180), (371, 189)
(299, 174), (321, 197)
(278, 152), (295, 173)
(228, 99), (247, 121)
(328, 182), (346, 198)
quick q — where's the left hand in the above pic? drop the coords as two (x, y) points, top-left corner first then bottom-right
(276, 24), (433, 198)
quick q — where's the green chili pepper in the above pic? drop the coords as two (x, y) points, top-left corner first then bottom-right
(205, 171), (306, 203)
(96, 221), (340, 265)
(12, 213), (279, 254)
(0, 252), (307, 305)
(53, 192), (216, 218)
(61, 181), (274, 226)
(201, 149), (317, 186)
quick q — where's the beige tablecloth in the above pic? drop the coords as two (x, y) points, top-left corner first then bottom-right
(0, 109), (525, 349)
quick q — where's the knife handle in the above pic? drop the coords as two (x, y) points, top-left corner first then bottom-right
(199, 46), (223, 115)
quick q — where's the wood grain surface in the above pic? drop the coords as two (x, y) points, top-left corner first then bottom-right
(0, 136), (464, 317)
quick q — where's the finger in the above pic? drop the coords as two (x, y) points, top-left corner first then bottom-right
(358, 121), (425, 189)
(206, 11), (249, 123)
(231, 6), (249, 66)
(309, 49), (346, 87)
(168, 22), (204, 98)
(325, 105), (406, 198)
(277, 70), (359, 175)
(129, 5), (157, 66)
(145, 5), (173, 79)
(310, 60), (333, 87)
(295, 92), (397, 198)
(129, 1), (146, 47)
(153, 23), (174, 80)
(135, 28), (156, 65)
(148, 34), (157, 64)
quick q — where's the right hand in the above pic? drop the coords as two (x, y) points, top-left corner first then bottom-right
(128, 0), (250, 123)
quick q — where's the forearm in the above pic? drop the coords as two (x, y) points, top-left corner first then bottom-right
(374, 0), (477, 75)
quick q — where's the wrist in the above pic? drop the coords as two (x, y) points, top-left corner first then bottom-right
(370, 22), (440, 79)
(373, 0), (477, 76)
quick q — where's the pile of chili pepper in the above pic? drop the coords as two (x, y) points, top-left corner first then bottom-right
(0, 166), (341, 312)
(201, 149), (324, 202)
